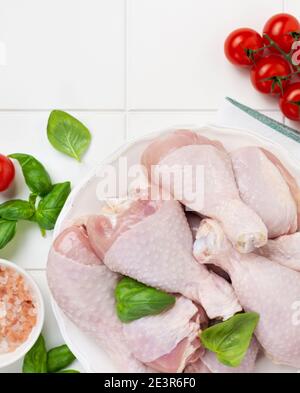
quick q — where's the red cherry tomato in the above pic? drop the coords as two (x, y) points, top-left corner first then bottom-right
(224, 28), (264, 67)
(250, 55), (291, 95)
(263, 13), (300, 53)
(0, 155), (15, 191)
(280, 82), (300, 121)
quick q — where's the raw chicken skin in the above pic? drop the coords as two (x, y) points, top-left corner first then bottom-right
(141, 129), (267, 253)
(200, 338), (259, 373)
(87, 194), (241, 320)
(231, 147), (297, 238)
(259, 232), (300, 272)
(47, 225), (151, 373)
(193, 219), (300, 368)
(184, 360), (211, 373)
(123, 297), (204, 373)
(261, 148), (300, 229)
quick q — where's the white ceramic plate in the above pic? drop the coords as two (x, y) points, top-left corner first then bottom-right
(51, 124), (300, 373)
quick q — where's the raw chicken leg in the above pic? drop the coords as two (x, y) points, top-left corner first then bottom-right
(123, 297), (206, 373)
(231, 147), (298, 238)
(262, 148), (300, 228)
(193, 219), (300, 368)
(141, 129), (267, 253)
(86, 193), (241, 320)
(47, 225), (150, 373)
(186, 211), (229, 281)
(185, 338), (259, 373)
(259, 232), (300, 271)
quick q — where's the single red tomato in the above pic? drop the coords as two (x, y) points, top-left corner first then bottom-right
(224, 28), (264, 67)
(0, 154), (15, 191)
(280, 82), (300, 120)
(263, 13), (300, 53)
(250, 55), (291, 95)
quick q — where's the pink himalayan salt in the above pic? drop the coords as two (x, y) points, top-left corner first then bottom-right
(0, 266), (37, 354)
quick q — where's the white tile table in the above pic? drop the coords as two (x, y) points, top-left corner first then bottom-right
(0, 0), (298, 372)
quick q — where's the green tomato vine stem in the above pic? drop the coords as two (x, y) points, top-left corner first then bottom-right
(263, 33), (300, 73)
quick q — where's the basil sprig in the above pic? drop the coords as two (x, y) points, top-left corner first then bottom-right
(0, 219), (17, 249)
(9, 153), (52, 196)
(115, 277), (176, 323)
(23, 335), (79, 373)
(200, 312), (259, 367)
(22, 335), (47, 373)
(47, 110), (91, 161)
(47, 344), (76, 373)
(0, 154), (71, 250)
(0, 200), (35, 221)
(35, 182), (71, 230)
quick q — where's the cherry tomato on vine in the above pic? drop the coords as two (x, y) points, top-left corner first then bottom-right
(0, 154), (15, 192)
(263, 13), (300, 53)
(279, 82), (300, 121)
(224, 28), (264, 67)
(250, 55), (291, 95)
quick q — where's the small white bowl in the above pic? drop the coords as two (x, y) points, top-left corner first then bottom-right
(0, 259), (45, 369)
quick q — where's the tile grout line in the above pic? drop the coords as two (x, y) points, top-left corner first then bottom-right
(0, 108), (125, 113)
(0, 108), (283, 114)
(126, 108), (282, 113)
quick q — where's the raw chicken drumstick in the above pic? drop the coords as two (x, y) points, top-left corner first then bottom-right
(231, 147), (298, 238)
(258, 232), (300, 272)
(47, 225), (150, 373)
(47, 225), (207, 373)
(123, 296), (207, 373)
(86, 192), (242, 320)
(193, 219), (300, 369)
(141, 129), (267, 253)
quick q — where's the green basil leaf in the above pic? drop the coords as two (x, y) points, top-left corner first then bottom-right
(47, 344), (76, 373)
(9, 153), (52, 196)
(35, 182), (71, 230)
(200, 312), (259, 368)
(58, 369), (80, 373)
(0, 200), (35, 221)
(0, 219), (17, 249)
(22, 335), (47, 373)
(47, 110), (91, 161)
(29, 193), (38, 208)
(115, 277), (176, 323)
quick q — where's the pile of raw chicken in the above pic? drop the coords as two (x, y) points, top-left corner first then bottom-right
(47, 130), (300, 373)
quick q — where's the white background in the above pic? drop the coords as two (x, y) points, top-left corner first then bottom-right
(0, 0), (299, 373)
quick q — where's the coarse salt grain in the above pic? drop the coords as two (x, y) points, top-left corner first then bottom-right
(0, 266), (37, 354)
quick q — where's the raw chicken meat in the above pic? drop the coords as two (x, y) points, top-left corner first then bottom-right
(258, 232), (300, 272)
(123, 297), (207, 373)
(48, 225), (210, 373)
(185, 338), (259, 373)
(186, 212), (202, 240)
(262, 148), (300, 228)
(186, 211), (230, 281)
(231, 147), (298, 238)
(193, 219), (300, 368)
(47, 225), (151, 373)
(86, 192), (242, 320)
(141, 129), (267, 253)
(185, 360), (211, 373)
